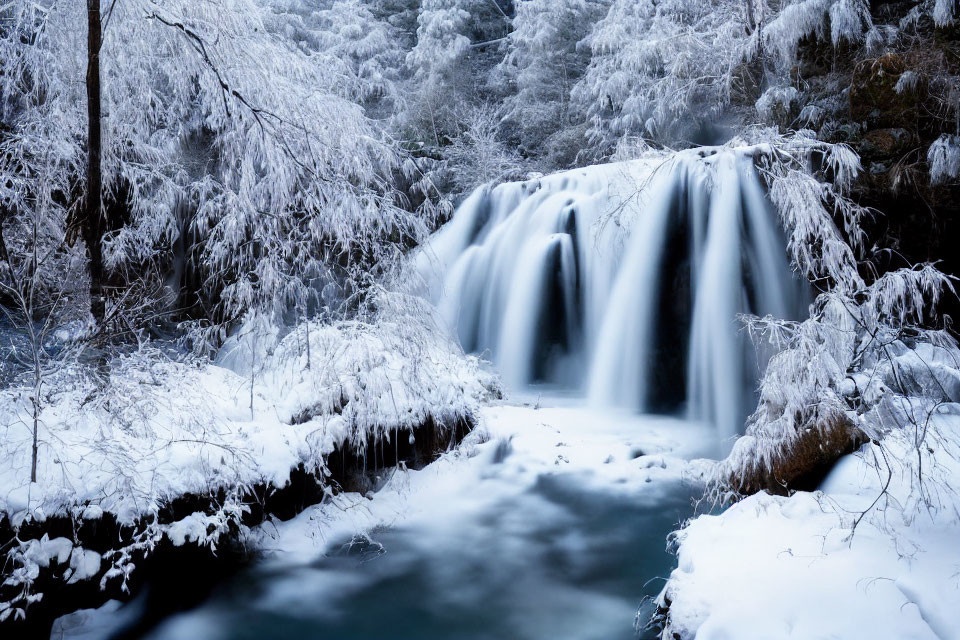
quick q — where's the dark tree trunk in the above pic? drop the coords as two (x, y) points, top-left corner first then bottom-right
(85, 0), (104, 323)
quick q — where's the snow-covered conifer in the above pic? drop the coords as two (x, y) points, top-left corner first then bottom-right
(265, 0), (405, 115)
(402, 0), (509, 146)
(498, 0), (609, 163)
(573, 0), (754, 148)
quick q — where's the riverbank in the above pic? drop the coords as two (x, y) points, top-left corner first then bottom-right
(657, 407), (960, 640)
(1, 316), (494, 635)
(53, 399), (719, 640)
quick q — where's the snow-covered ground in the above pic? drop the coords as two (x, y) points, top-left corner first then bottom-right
(52, 397), (718, 639)
(660, 406), (960, 640)
(0, 315), (491, 526)
(1, 310), (494, 622)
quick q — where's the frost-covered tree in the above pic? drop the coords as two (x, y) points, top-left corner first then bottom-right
(264, 0), (405, 118)
(760, 0), (873, 65)
(441, 103), (522, 194)
(571, 0), (949, 151)
(573, 0), (755, 149)
(0, 0), (427, 331)
(407, 0), (474, 93)
(498, 0), (608, 164)
(403, 0), (510, 147)
(85, 0), (106, 321)
(0, 147), (90, 484)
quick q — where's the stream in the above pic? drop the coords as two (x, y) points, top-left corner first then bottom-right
(54, 402), (717, 640)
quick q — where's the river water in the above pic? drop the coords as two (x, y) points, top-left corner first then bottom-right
(145, 476), (694, 640)
(56, 403), (715, 640)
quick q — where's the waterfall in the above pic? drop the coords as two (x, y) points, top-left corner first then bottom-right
(418, 148), (807, 438)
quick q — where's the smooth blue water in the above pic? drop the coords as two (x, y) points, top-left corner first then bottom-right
(103, 473), (696, 640)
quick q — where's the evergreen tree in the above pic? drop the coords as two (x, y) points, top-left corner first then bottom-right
(403, 0), (510, 147)
(498, 0), (608, 165)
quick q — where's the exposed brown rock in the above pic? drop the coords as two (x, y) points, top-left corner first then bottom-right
(730, 414), (870, 497)
(849, 54), (920, 129)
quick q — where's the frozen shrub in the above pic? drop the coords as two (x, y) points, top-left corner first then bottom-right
(928, 134), (960, 185)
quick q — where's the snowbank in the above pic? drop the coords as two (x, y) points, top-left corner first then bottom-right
(1, 320), (492, 526)
(658, 399), (960, 639)
(0, 310), (494, 623)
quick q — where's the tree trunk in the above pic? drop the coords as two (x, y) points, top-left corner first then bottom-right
(30, 365), (40, 483)
(85, 0), (104, 323)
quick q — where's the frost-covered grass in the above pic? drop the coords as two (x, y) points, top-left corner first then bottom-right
(0, 303), (494, 622)
(927, 134), (960, 185)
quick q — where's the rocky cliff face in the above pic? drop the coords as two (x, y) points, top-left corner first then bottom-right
(785, 6), (960, 304)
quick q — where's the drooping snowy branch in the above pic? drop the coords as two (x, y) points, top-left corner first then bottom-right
(1, 0), (431, 326)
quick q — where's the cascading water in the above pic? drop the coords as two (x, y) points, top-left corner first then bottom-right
(418, 148), (807, 439)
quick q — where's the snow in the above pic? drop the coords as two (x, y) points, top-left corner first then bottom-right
(658, 408), (960, 640)
(13, 536), (74, 576)
(756, 86), (799, 122)
(0, 0), (956, 636)
(255, 397), (719, 560)
(67, 549), (103, 585)
(0, 308), (493, 616)
(165, 513), (225, 548)
(32, 288), (960, 640)
(0, 314), (490, 526)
